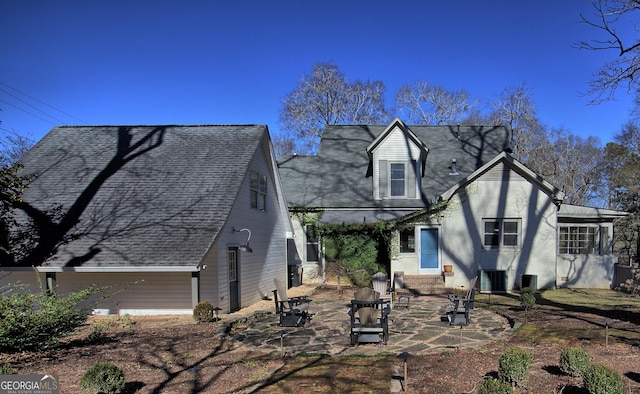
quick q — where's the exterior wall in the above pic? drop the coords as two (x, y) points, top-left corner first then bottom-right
(0, 270), (46, 292)
(556, 223), (617, 289)
(53, 272), (193, 315)
(372, 127), (422, 200)
(394, 222), (438, 275)
(556, 254), (618, 288)
(289, 217), (324, 284)
(392, 162), (559, 291)
(199, 243), (219, 307)
(211, 138), (288, 313)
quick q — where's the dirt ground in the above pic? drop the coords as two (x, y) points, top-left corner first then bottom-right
(2, 287), (640, 393)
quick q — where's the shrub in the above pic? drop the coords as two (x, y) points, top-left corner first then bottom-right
(193, 301), (215, 323)
(0, 282), (102, 352)
(479, 377), (514, 394)
(559, 347), (591, 377)
(80, 361), (126, 394)
(583, 364), (624, 394)
(498, 347), (533, 387)
(520, 287), (536, 309)
(0, 359), (14, 374)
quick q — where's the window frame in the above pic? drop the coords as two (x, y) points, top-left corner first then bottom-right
(559, 225), (605, 255)
(228, 249), (237, 282)
(389, 162), (406, 198)
(482, 218), (521, 249)
(250, 170), (267, 211)
(399, 227), (415, 253)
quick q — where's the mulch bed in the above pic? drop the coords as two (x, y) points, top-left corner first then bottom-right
(2, 288), (640, 393)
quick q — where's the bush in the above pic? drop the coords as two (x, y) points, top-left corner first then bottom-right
(193, 301), (215, 323)
(0, 359), (14, 374)
(80, 361), (126, 394)
(559, 347), (591, 377)
(520, 287), (536, 308)
(583, 364), (624, 394)
(324, 234), (381, 287)
(498, 347), (533, 387)
(479, 377), (514, 394)
(0, 282), (102, 352)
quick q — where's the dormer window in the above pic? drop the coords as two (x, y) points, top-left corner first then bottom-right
(367, 119), (427, 201)
(390, 162), (406, 197)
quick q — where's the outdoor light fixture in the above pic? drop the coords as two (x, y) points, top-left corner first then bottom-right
(449, 158), (459, 175)
(232, 227), (253, 253)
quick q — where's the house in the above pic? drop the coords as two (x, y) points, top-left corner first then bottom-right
(0, 125), (292, 315)
(278, 117), (626, 292)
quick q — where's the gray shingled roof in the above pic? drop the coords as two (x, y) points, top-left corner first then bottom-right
(278, 124), (510, 210)
(18, 125), (267, 269)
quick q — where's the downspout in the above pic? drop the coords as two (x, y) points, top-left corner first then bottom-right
(321, 237), (326, 284)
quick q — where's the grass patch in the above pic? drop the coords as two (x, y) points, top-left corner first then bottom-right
(477, 288), (640, 313)
(480, 288), (640, 347)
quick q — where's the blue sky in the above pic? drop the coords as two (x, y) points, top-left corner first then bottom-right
(0, 1), (635, 146)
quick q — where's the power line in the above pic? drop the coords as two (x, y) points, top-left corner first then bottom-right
(0, 87), (66, 124)
(0, 97), (58, 126)
(0, 81), (90, 125)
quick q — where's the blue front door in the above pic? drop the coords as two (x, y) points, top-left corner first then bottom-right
(420, 228), (439, 272)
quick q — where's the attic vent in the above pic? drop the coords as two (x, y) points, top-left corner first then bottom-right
(449, 158), (459, 175)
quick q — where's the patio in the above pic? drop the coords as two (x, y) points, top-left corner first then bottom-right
(218, 285), (514, 356)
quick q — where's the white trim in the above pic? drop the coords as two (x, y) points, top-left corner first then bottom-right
(117, 309), (192, 316)
(417, 225), (441, 274)
(389, 161), (407, 198)
(439, 152), (564, 203)
(0, 266), (200, 273)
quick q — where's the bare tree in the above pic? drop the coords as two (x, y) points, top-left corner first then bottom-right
(272, 131), (298, 157)
(603, 121), (640, 260)
(487, 84), (544, 161)
(577, 0), (640, 102)
(280, 63), (389, 154)
(537, 128), (605, 206)
(0, 127), (35, 166)
(395, 81), (475, 125)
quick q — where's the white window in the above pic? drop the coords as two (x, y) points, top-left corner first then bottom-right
(228, 249), (237, 281)
(559, 226), (608, 255)
(390, 163), (405, 197)
(250, 170), (267, 211)
(483, 219), (520, 248)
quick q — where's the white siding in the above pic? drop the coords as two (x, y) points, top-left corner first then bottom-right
(212, 138), (288, 313)
(372, 127), (422, 200)
(199, 243), (219, 308)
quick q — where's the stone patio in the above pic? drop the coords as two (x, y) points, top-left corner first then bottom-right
(217, 285), (515, 356)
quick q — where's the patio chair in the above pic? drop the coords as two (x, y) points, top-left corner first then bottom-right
(272, 279), (311, 327)
(446, 298), (472, 326)
(349, 287), (390, 346)
(446, 296), (472, 348)
(371, 271), (393, 308)
(447, 276), (477, 312)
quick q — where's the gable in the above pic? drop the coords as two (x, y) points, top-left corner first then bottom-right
(439, 152), (564, 204)
(16, 125), (269, 270)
